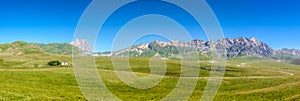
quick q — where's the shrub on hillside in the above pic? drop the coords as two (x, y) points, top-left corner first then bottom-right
(47, 60), (61, 66)
(291, 58), (300, 65)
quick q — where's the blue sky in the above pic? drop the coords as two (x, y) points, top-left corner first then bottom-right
(0, 0), (91, 43)
(0, 0), (299, 52)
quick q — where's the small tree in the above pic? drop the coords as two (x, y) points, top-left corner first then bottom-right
(47, 60), (61, 66)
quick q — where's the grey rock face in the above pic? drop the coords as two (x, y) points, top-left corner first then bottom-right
(70, 39), (92, 54)
(215, 37), (274, 58)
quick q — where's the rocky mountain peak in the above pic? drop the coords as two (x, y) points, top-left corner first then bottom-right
(216, 37), (273, 58)
(70, 39), (92, 54)
(136, 43), (149, 49)
(250, 37), (258, 42)
(151, 40), (172, 47)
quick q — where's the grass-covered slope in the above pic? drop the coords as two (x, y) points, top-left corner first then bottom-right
(0, 41), (79, 55)
(36, 43), (76, 55)
(0, 41), (74, 68)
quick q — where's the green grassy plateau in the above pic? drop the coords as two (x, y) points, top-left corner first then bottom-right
(0, 54), (300, 100)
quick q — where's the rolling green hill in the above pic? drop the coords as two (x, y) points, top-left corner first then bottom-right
(0, 41), (76, 68)
(0, 41), (79, 55)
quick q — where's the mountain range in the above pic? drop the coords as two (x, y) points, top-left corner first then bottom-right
(0, 38), (299, 61)
(95, 37), (300, 60)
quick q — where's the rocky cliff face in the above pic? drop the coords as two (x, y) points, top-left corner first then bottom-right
(97, 37), (275, 58)
(70, 39), (92, 54)
(215, 37), (274, 58)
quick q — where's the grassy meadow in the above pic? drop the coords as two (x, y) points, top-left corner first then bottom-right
(0, 55), (300, 100)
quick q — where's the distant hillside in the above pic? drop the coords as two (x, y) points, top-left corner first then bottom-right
(0, 41), (77, 68)
(0, 41), (79, 55)
(96, 37), (275, 59)
(273, 48), (300, 62)
(36, 43), (79, 55)
(275, 48), (300, 56)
